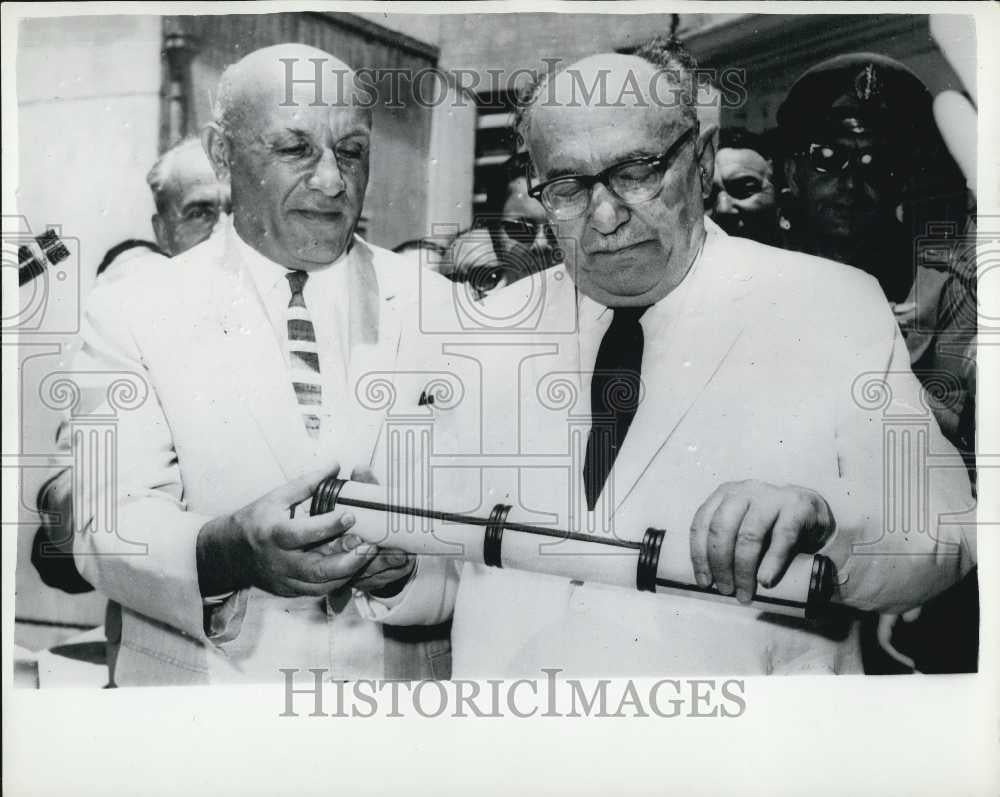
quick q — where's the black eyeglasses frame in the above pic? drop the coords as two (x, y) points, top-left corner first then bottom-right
(527, 126), (698, 218)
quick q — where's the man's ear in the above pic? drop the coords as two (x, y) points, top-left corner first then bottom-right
(696, 123), (718, 201)
(151, 214), (169, 253)
(202, 123), (231, 181)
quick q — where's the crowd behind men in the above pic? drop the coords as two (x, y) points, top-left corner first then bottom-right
(31, 32), (978, 683)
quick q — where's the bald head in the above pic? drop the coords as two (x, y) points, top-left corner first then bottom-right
(214, 44), (368, 137)
(529, 55), (688, 167)
(518, 46), (698, 147)
(517, 45), (716, 308)
(203, 43), (373, 271)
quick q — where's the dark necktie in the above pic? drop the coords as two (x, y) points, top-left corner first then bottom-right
(583, 306), (649, 510)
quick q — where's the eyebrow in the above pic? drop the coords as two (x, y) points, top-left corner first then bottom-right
(543, 148), (664, 180)
(262, 128), (308, 148)
(179, 198), (219, 214)
(272, 126), (308, 138)
(265, 126), (370, 146)
(336, 128), (371, 140)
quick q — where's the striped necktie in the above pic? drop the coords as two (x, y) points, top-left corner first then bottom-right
(285, 270), (322, 438)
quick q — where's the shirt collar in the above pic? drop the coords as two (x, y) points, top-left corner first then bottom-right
(228, 219), (356, 299)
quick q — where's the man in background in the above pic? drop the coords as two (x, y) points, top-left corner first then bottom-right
(147, 137), (231, 259)
(95, 137), (231, 277)
(708, 127), (779, 245)
(441, 226), (510, 299)
(429, 152), (564, 300)
(490, 151), (562, 280)
(449, 151), (562, 298)
(392, 238), (448, 273)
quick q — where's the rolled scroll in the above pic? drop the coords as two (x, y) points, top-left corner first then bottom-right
(301, 477), (834, 619)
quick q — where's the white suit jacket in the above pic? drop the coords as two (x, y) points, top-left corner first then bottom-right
(71, 220), (454, 685)
(411, 220), (976, 677)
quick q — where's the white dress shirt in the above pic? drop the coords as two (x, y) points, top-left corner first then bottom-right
(215, 228), (392, 681)
(234, 231), (355, 456)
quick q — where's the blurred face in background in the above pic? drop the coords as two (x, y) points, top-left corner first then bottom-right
(709, 147), (777, 243)
(152, 147), (231, 256)
(495, 176), (561, 278)
(394, 240), (448, 273)
(787, 130), (897, 250)
(441, 228), (516, 300)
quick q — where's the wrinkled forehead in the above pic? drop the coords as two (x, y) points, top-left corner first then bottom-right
(172, 178), (226, 209)
(716, 148), (770, 177)
(530, 102), (682, 176)
(528, 58), (685, 174)
(235, 67), (371, 139)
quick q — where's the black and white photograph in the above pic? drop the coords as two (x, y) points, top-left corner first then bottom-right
(3, 2), (996, 795)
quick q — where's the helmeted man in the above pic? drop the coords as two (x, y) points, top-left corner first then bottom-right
(777, 53), (974, 450)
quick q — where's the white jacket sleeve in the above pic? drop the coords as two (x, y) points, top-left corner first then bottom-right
(70, 277), (234, 645)
(354, 555), (459, 626)
(820, 288), (976, 613)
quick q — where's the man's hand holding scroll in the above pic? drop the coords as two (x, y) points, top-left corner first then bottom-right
(689, 481), (835, 605)
(196, 464), (413, 599)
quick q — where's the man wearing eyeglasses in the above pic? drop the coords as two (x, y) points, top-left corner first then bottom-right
(412, 38), (974, 677)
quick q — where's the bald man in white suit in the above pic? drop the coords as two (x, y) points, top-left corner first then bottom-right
(400, 43), (975, 676)
(70, 44), (454, 685)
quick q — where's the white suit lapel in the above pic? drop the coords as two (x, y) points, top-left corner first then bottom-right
(346, 239), (406, 465)
(212, 227), (315, 480)
(609, 225), (754, 513)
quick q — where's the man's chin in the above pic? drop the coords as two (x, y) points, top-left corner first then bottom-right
(288, 213), (355, 250)
(819, 206), (880, 235)
(292, 239), (352, 267)
(573, 268), (663, 307)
